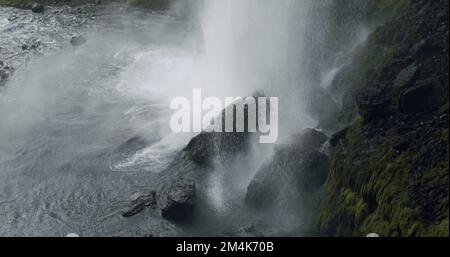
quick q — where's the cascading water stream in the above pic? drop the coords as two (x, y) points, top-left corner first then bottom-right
(0, 1), (369, 236)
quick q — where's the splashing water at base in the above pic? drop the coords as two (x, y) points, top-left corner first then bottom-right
(0, 1), (368, 236)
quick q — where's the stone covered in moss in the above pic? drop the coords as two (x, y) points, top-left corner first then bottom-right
(319, 0), (449, 237)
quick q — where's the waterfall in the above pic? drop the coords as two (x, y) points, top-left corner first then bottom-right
(0, 1), (371, 236)
(194, 0), (364, 137)
(196, 0), (317, 137)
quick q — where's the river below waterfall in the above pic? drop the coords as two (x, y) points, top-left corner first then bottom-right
(0, 4), (202, 236)
(0, 0), (362, 237)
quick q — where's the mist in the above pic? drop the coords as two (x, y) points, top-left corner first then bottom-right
(0, 0), (368, 236)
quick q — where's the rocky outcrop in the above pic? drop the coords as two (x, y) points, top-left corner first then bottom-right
(122, 95), (260, 223)
(157, 179), (195, 222)
(392, 63), (419, 89)
(356, 88), (394, 122)
(122, 178), (195, 223)
(31, 2), (44, 12)
(183, 132), (250, 167)
(245, 129), (329, 211)
(399, 78), (441, 114)
(122, 190), (157, 218)
(318, 0), (449, 237)
(182, 92), (265, 166)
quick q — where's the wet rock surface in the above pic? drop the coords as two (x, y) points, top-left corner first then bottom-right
(329, 126), (350, 147)
(319, 0), (449, 236)
(393, 63), (419, 89)
(245, 129), (329, 211)
(122, 179), (196, 224)
(122, 191), (157, 218)
(399, 78), (441, 114)
(158, 179), (195, 222)
(356, 88), (394, 122)
(70, 35), (87, 46)
(31, 3), (44, 13)
(0, 5), (98, 72)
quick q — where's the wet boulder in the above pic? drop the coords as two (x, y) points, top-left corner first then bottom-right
(122, 191), (157, 218)
(245, 162), (281, 209)
(182, 92), (264, 166)
(296, 151), (330, 193)
(157, 179), (195, 222)
(410, 37), (433, 56)
(70, 36), (87, 47)
(399, 78), (441, 114)
(31, 3), (44, 13)
(245, 129), (329, 210)
(183, 132), (249, 166)
(329, 127), (350, 147)
(357, 88), (393, 121)
(393, 63), (419, 89)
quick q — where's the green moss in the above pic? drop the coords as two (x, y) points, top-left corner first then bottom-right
(425, 218), (449, 237)
(442, 128), (449, 141)
(319, 119), (449, 236)
(364, 0), (411, 24)
(0, 0), (33, 8)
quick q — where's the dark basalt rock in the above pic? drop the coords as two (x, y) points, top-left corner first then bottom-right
(122, 191), (157, 218)
(245, 163), (280, 209)
(296, 151), (330, 193)
(357, 89), (393, 122)
(70, 36), (87, 47)
(121, 178), (196, 222)
(436, 102), (449, 116)
(393, 63), (419, 89)
(157, 179), (195, 222)
(182, 92), (264, 166)
(245, 129), (329, 210)
(399, 78), (441, 114)
(329, 127), (350, 147)
(410, 37), (433, 56)
(183, 132), (249, 166)
(31, 3), (44, 13)
(319, 0), (449, 236)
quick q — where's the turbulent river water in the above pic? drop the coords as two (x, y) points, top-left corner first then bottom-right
(0, 1), (368, 236)
(0, 4), (200, 236)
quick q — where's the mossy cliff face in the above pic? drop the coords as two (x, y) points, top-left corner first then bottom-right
(319, 0), (449, 237)
(0, 0), (42, 9)
(320, 116), (448, 236)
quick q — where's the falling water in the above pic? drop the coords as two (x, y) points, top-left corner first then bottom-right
(0, 1), (368, 236)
